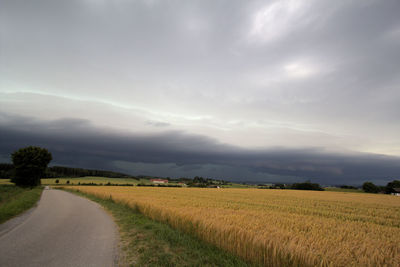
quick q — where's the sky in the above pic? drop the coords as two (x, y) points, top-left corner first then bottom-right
(1, 0), (400, 185)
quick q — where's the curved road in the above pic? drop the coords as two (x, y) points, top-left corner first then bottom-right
(0, 189), (118, 267)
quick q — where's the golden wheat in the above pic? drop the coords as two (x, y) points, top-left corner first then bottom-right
(67, 186), (400, 266)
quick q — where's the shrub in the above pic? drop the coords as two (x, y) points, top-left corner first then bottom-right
(362, 182), (379, 193)
(385, 180), (400, 194)
(291, 182), (324, 191)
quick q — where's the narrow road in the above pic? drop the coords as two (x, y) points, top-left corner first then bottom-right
(0, 189), (118, 267)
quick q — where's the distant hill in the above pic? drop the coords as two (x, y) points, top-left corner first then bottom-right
(0, 163), (136, 179)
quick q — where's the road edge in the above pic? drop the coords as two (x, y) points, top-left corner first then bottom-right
(58, 188), (123, 267)
(0, 202), (39, 238)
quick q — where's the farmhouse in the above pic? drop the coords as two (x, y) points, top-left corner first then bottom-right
(390, 188), (400, 196)
(178, 182), (187, 186)
(150, 179), (168, 184)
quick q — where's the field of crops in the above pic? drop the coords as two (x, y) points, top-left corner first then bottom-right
(67, 186), (400, 266)
(41, 177), (142, 185)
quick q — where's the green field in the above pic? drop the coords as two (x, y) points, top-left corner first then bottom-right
(41, 176), (144, 185)
(2, 177), (188, 186)
(0, 179), (12, 185)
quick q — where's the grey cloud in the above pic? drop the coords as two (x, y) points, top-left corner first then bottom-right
(1, 113), (399, 185)
(1, 1), (400, 182)
(145, 120), (170, 127)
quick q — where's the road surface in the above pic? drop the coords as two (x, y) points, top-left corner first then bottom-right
(0, 189), (118, 267)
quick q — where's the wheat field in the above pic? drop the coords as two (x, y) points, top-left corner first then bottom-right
(67, 186), (400, 266)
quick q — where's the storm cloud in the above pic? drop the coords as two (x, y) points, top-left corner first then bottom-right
(1, 1), (400, 184)
(1, 113), (399, 185)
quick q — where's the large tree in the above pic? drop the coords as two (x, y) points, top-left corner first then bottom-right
(11, 146), (52, 187)
(362, 182), (379, 193)
(385, 180), (400, 194)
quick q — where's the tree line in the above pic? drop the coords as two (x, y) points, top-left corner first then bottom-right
(362, 180), (400, 194)
(3, 146), (400, 192)
(0, 163), (136, 179)
(257, 182), (324, 191)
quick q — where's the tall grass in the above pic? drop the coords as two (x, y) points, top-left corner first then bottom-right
(66, 186), (400, 267)
(0, 185), (43, 224)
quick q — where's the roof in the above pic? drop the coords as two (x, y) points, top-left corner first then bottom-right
(392, 188), (400, 193)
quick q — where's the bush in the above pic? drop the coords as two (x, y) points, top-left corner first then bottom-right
(291, 182), (324, 191)
(362, 182), (379, 193)
(385, 180), (400, 194)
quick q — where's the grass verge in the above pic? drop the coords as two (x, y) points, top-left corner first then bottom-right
(62, 188), (254, 267)
(0, 185), (43, 224)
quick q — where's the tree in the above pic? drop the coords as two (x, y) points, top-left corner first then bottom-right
(11, 146), (52, 187)
(291, 182), (324, 191)
(340, 185), (357, 189)
(362, 182), (379, 193)
(385, 180), (400, 194)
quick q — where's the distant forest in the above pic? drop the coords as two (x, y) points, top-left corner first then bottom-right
(0, 163), (136, 179)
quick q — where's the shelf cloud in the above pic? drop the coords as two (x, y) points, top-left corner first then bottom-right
(1, 112), (399, 185)
(1, 0), (400, 184)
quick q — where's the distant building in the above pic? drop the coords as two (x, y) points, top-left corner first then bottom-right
(390, 188), (400, 196)
(150, 179), (168, 184)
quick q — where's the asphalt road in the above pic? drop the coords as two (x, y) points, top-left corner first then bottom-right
(0, 189), (118, 267)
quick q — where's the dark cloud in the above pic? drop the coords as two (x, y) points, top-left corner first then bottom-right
(1, 113), (399, 185)
(1, 1), (400, 184)
(1, 0), (400, 155)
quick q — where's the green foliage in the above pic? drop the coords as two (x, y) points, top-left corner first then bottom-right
(0, 185), (43, 223)
(291, 182), (324, 191)
(11, 146), (52, 187)
(385, 180), (400, 194)
(187, 176), (228, 187)
(362, 182), (380, 193)
(340, 185), (357, 189)
(0, 163), (14, 178)
(44, 165), (136, 179)
(274, 183), (286, 189)
(2, 163), (136, 179)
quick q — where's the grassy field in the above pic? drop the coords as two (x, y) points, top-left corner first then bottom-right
(63, 188), (252, 267)
(65, 186), (400, 267)
(41, 177), (145, 185)
(0, 185), (43, 224)
(3, 177), (249, 187)
(0, 179), (12, 185)
(2, 177), (148, 185)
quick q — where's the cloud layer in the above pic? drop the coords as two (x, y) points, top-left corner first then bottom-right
(1, 112), (399, 185)
(1, 1), (400, 184)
